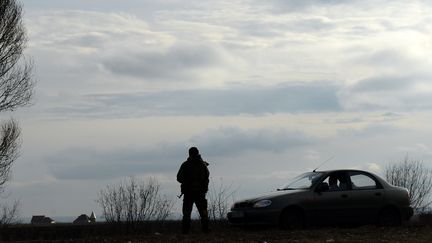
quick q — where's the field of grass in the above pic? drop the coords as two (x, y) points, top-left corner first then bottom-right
(3, 221), (432, 243)
(63, 225), (432, 243)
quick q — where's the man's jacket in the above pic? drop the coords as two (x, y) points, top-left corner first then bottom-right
(177, 155), (210, 194)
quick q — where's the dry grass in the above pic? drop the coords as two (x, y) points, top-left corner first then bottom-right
(8, 224), (432, 243)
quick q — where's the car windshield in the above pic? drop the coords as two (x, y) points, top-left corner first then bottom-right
(279, 172), (324, 190)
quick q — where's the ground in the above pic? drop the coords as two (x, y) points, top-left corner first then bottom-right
(8, 224), (432, 243)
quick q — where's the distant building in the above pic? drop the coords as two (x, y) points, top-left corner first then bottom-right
(73, 214), (91, 224)
(31, 215), (55, 225)
(89, 211), (96, 223)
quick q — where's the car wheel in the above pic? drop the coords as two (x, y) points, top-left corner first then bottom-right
(378, 207), (401, 226)
(280, 208), (305, 230)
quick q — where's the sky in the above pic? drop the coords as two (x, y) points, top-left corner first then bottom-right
(4, 0), (432, 219)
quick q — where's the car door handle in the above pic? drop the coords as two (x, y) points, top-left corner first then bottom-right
(375, 192), (382, 196)
(341, 194), (348, 198)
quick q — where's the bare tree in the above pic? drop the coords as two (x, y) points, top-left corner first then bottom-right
(97, 177), (173, 226)
(385, 157), (432, 211)
(0, 0), (34, 225)
(0, 200), (19, 226)
(1, 0), (34, 111)
(208, 178), (236, 221)
(0, 119), (20, 192)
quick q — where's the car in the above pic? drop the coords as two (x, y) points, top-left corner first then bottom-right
(227, 169), (413, 228)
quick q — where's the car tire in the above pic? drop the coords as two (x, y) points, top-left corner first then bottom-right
(378, 207), (401, 226)
(280, 208), (305, 230)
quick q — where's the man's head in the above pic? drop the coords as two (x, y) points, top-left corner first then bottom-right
(329, 176), (338, 186)
(188, 147), (200, 157)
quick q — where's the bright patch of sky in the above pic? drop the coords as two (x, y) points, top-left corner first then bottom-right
(6, 0), (432, 218)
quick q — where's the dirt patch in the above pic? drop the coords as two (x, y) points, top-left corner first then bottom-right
(4, 223), (432, 243)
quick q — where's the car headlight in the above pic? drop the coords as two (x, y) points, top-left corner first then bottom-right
(253, 199), (272, 208)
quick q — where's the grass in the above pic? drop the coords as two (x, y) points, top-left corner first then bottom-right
(3, 220), (432, 242)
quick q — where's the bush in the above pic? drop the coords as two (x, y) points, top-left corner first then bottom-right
(385, 157), (432, 212)
(208, 178), (236, 221)
(0, 200), (19, 226)
(97, 177), (173, 225)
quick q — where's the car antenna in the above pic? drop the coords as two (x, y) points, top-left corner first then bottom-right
(312, 156), (335, 172)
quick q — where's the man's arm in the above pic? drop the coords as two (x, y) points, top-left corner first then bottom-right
(205, 165), (210, 179)
(203, 164), (210, 192)
(177, 163), (185, 183)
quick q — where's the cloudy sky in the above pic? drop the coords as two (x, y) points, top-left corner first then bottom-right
(5, 0), (432, 219)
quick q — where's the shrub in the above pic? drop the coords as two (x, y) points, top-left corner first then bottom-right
(208, 178), (236, 221)
(385, 157), (432, 212)
(97, 177), (173, 225)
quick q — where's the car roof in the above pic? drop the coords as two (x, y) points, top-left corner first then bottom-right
(315, 169), (373, 174)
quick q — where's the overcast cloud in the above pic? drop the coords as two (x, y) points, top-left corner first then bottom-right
(102, 43), (220, 80)
(9, 0), (432, 218)
(41, 82), (341, 118)
(48, 126), (315, 180)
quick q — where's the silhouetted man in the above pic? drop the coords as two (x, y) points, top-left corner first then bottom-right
(177, 147), (210, 234)
(328, 176), (340, 191)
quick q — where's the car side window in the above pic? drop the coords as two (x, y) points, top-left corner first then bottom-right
(349, 173), (377, 190)
(321, 173), (349, 192)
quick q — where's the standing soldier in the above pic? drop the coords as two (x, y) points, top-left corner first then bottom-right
(177, 147), (210, 234)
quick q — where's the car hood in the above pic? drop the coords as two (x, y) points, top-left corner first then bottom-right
(238, 189), (304, 203)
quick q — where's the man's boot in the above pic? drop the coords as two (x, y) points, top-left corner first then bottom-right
(182, 217), (191, 234)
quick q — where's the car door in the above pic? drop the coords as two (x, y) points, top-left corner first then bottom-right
(309, 172), (352, 224)
(347, 171), (385, 223)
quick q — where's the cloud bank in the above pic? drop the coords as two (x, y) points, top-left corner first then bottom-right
(48, 126), (315, 179)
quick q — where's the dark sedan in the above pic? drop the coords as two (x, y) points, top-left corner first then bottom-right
(227, 169), (413, 228)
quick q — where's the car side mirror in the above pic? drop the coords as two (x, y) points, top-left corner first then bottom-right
(315, 182), (329, 193)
